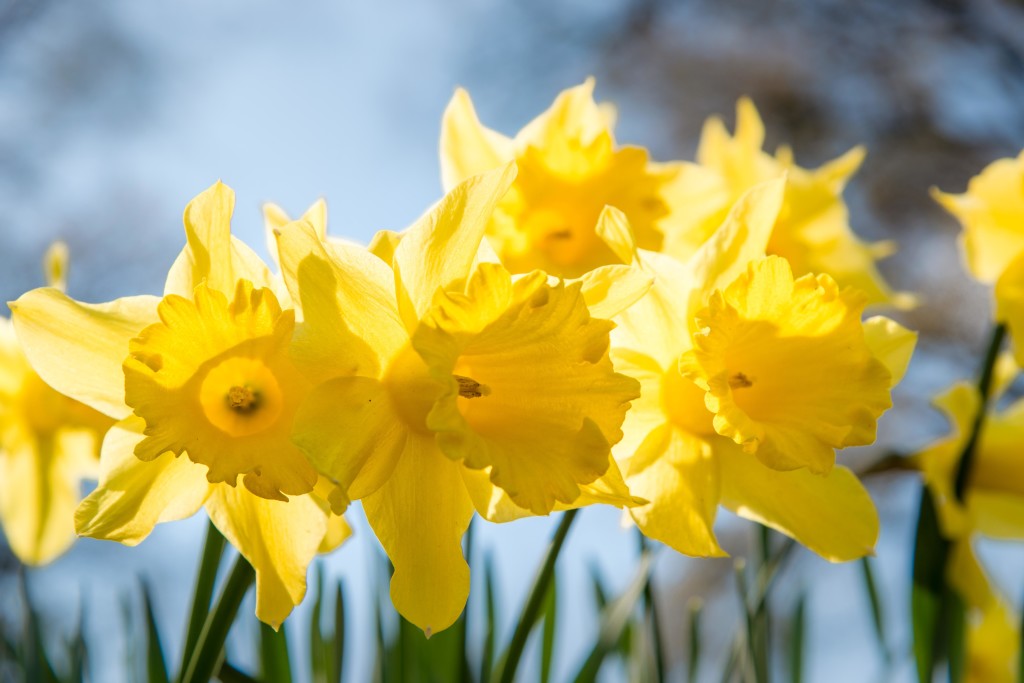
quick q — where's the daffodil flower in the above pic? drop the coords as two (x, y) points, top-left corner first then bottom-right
(11, 183), (350, 627)
(440, 78), (704, 279)
(934, 151), (1024, 363)
(0, 243), (112, 566)
(662, 98), (904, 308)
(610, 178), (915, 560)
(966, 599), (1019, 683)
(275, 164), (645, 635)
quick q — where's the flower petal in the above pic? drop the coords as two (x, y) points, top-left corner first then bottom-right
(11, 289), (160, 419)
(362, 433), (474, 636)
(718, 439), (879, 561)
(440, 88), (515, 190)
(292, 377), (406, 505)
(393, 164), (517, 329)
(276, 220), (406, 379)
(164, 181), (281, 299)
(75, 417), (210, 545)
(574, 263), (653, 321)
(862, 315), (917, 384)
(625, 425), (725, 557)
(206, 483), (328, 629)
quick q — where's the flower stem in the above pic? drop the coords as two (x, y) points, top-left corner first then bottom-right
(953, 323), (1007, 500)
(177, 519), (226, 683)
(180, 551), (255, 683)
(494, 509), (579, 683)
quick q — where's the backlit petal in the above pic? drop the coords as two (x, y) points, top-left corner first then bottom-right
(362, 433), (474, 636)
(440, 88), (514, 190)
(11, 289), (160, 419)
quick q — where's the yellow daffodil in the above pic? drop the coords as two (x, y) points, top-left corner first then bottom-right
(662, 98), (903, 308)
(440, 78), (705, 279)
(0, 244), (112, 566)
(932, 150), (1024, 284)
(913, 356), (1024, 610)
(11, 182), (350, 627)
(935, 151), (1024, 363)
(275, 164), (645, 635)
(610, 178), (915, 559)
(967, 599), (1019, 683)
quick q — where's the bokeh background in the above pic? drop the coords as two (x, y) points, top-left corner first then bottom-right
(2, 0), (1024, 680)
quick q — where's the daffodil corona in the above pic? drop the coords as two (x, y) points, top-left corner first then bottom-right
(441, 79), (698, 278)
(662, 98), (903, 308)
(11, 183), (349, 627)
(276, 164), (644, 635)
(609, 179), (915, 560)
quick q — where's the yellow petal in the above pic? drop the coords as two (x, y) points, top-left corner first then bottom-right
(440, 88), (515, 190)
(0, 433), (80, 565)
(718, 439), (879, 561)
(681, 256), (893, 474)
(263, 198), (328, 270)
(613, 251), (694, 368)
(573, 263), (652, 320)
(206, 483), (328, 629)
(932, 150), (1024, 283)
(276, 220), (406, 378)
(517, 78), (609, 154)
(164, 181), (281, 299)
(948, 538), (997, 611)
(44, 241), (69, 292)
(124, 282), (316, 500)
(967, 596), (1019, 683)
(393, 164), (517, 329)
(10, 288), (160, 419)
(418, 264), (639, 515)
(625, 425), (725, 557)
(367, 229), (403, 266)
(970, 490), (1024, 540)
(318, 512), (353, 554)
(681, 178), (786, 326)
(362, 433), (474, 636)
(75, 417), (210, 545)
(862, 316), (917, 384)
(593, 205), (636, 264)
(292, 377), (406, 505)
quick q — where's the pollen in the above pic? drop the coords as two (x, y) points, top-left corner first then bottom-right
(227, 385), (259, 411)
(729, 372), (754, 389)
(455, 375), (490, 399)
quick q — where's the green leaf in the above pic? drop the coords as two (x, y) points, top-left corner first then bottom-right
(687, 598), (702, 683)
(494, 510), (579, 683)
(180, 553), (255, 683)
(216, 661), (261, 683)
(636, 532), (665, 683)
(141, 580), (171, 683)
(67, 600), (87, 683)
(944, 587), (966, 683)
(859, 558), (890, 664)
(911, 486), (952, 683)
(20, 570), (59, 683)
(480, 553), (497, 683)
(259, 619), (292, 683)
(572, 552), (654, 683)
(541, 577), (558, 683)
(179, 519), (227, 683)
(311, 565), (326, 683)
(788, 594), (806, 683)
(588, 563), (608, 611)
(331, 581), (347, 683)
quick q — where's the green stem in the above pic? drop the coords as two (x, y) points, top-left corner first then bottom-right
(636, 532), (665, 683)
(178, 519), (226, 682)
(494, 509), (579, 683)
(180, 552), (255, 683)
(953, 323), (1007, 501)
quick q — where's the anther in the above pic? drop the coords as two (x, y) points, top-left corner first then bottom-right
(227, 385), (259, 411)
(455, 375), (490, 399)
(728, 372), (754, 389)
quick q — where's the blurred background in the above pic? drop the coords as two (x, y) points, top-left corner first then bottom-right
(1, 0), (1024, 680)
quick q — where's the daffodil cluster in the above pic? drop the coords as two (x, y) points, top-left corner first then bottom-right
(3, 80), (915, 637)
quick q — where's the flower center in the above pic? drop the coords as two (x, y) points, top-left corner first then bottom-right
(384, 344), (445, 434)
(200, 357), (283, 437)
(454, 375), (490, 399)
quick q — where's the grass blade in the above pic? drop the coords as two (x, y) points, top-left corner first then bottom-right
(260, 620), (292, 683)
(541, 577), (558, 683)
(179, 519), (227, 683)
(310, 565), (326, 683)
(859, 558), (890, 664)
(480, 552), (497, 683)
(495, 509), (579, 683)
(788, 594), (806, 683)
(141, 580), (171, 683)
(180, 553), (255, 683)
(687, 598), (702, 683)
(331, 580), (347, 683)
(572, 552), (654, 683)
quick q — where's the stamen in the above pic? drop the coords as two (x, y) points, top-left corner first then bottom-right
(226, 385), (260, 412)
(455, 375), (490, 399)
(728, 372), (754, 389)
